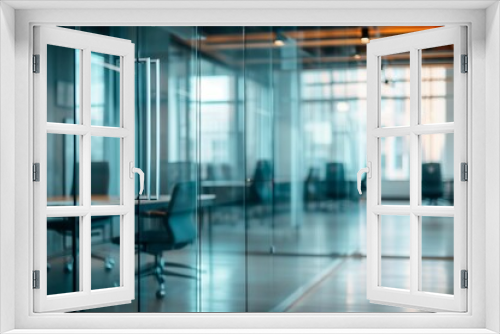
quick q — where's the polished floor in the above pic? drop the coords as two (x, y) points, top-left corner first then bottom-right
(46, 199), (454, 313)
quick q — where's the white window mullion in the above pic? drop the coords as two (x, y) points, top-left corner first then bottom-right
(82, 48), (92, 295)
(409, 47), (419, 296)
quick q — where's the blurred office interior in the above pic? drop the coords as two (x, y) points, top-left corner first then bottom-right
(45, 26), (455, 312)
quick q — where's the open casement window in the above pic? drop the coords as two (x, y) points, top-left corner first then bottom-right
(33, 26), (141, 312)
(364, 26), (467, 312)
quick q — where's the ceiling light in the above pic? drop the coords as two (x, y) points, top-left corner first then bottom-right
(274, 39), (285, 47)
(361, 27), (370, 44)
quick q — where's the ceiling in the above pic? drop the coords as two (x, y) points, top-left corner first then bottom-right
(170, 26), (452, 70)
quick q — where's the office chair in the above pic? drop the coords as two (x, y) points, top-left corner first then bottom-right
(47, 161), (113, 272)
(135, 181), (198, 298)
(325, 162), (348, 207)
(206, 163), (232, 181)
(304, 167), (323, 210)
(422, 163), (444, 205)
(162, 161), (197, 195)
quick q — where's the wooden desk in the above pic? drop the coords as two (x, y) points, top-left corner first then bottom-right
(47, 194), (216, 209)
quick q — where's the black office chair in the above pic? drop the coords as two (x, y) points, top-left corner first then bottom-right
(136, 181), (198, 298)
(422, 163), (444, 205)
(47, 161), (113, 272)
(325, 162), (348, 203)
(304, 167), (323, 210)
(206, 163), (232, 181)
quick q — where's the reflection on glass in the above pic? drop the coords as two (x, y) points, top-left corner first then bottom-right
(380, 215), (410, 290)
(421, 216), (454, 295)
(70, 26), (451, 314)
(91, 136), (120, 205)
(380, 52), (410, 127)
(421, 45), (454, 124)
(421, 133), (454, 206)
(91, 215), (121, 290)
(47, 217), (80, 295)
(47, 134), (80, 206)
(47, 45), (80, 124)
(91, 52), (120, 127)
(381, 136), (410, 205)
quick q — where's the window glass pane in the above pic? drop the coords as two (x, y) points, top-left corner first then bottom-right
(421, 216), (454, 295)
(380, 52), (410, 127)
(421, 45), (454, 124)
(47, 134), (80, 206)
(380, 215), (410, 290)
(91, 136), (120, 205)
(91, 52), (121, 127)
(91, 215), (121, 290)
(421, 133), (454, 206)
(381, 136), (410, 205)
(47, 45), (80, 124)
(47, 217), (80, 295)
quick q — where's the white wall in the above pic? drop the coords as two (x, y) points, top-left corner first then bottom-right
(0, 2), (16, 333)
(485, 2), (500, 333)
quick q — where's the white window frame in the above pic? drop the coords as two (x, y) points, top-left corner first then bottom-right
(365, 26), (467, 312)
(32, 26), (136, 313)
(2, 3), (497, 334)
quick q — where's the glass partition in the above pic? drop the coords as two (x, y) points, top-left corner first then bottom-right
(50, 25), (453, 313)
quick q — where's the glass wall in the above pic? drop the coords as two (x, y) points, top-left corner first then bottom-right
(44, 26), (454, 312)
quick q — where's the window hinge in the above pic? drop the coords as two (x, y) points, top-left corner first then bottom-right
(461, 54), (468, 73)
(33, 54), (40, 73)
(461, 270), (468, 289)
(461, 162), (468, 181)
(33, 270), (40, 289)
(33, 163), (40, 182)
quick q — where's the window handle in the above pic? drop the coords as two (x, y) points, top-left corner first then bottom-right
(129, 162), (144, 195)
(357, 162), (372, 195)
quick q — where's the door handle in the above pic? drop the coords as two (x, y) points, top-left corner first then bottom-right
(129, 161), (145, 195)
(357, 162), (372, 195)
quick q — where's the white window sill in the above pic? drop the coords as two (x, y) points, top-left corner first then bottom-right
(4, 329), (497, 334)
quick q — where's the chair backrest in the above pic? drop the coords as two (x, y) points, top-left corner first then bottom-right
(325, 162), (345, 182)
(161, 161), (197, 195)
(206, 163), (232, 181)
(251, 160), (273, 203)
(91, 161), (110, 195)
(165, 181), (197, 245)
(422, 162), (443, 198)
(72, 161), (110, 196)
(325, 162), (347, 198)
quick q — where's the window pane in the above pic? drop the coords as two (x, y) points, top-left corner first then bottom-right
(47, 134), (80, 206)
(91, 136), (120, 205)
(91, 52), (121, 127)
(47, 45), (80, 124)
(381, 136), (410, 205)
(421, 133), (454, 206)
(380, 52), (410, 127)
(380, 215), (410, 290)
(91, 215), (121, 290)
(47, 217), (80, 295)
(421, 216), (454, 295)
(421, 45), (454, 124)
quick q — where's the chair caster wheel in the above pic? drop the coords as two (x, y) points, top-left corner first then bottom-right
(156, 290), (166, 298)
